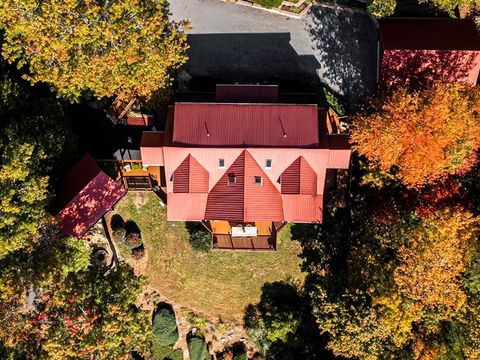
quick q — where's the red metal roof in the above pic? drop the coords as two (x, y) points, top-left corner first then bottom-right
(127, 114), (153, 126)
(215, 84), (279, 103)
(380, 19), (480, 51)
(205, 151), (245, 222)
(172, 103), (319, 148)
(140, 132), (164, 165)
(173, 154), (209, 193)
(56, 154), (126, 238)
(205, 150), (284, 222)
(280, 157), (317, 195)
(380, 49), (480, 90)
(379, 19), (480, 90)
(167, 193), (208, 221)
(282, 195), (323, 222)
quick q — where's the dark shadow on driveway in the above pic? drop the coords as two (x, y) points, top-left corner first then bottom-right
(183, 33), (322, 93)
(308, 6), (378, 110)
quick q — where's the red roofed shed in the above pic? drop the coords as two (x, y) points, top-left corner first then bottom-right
(379, 19), (480, 91)
(56, 154), (126, 238)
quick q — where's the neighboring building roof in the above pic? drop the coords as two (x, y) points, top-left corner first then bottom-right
(173, 154), (209, 193)
(56, 154), (126, 238)
(215, 84), (279, 103)
(379, 19), (480, 90)
(380, 19), (480, 51)
(140, 131), (164, 165)
(172, 103), (319, 148)
(205, 150), (284, 222)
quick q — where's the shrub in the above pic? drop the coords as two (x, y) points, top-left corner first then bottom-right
(217, 342), (247, 360)
(151, 341), (183, 360)
(153, 306), (179, 346)
(132, 245), (145, 260)
(125, 232), (143, 250)
(187, 336), (211, 360)
(112, 227), (126, 243)
(186, 223), (211, 252)
(322, 87), (346, 116)
(110, 214), (125, 231)
(252, 0), (283, 8)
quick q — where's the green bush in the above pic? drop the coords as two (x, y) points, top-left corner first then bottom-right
(187, 336), (211, 360)
(322, 87), (346, 116)
(251, 0), (283, 8)
(153, 306), (179, 346)
(112, 227), (126, 243)
(151, 341), (183, 360)
(186, 223), (211, 252)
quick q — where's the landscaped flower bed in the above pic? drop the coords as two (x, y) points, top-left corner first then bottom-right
(241, 0), (313, 17)
(251, 0), (283, 8)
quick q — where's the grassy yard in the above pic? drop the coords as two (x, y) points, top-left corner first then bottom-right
(112, 192), (304, 320)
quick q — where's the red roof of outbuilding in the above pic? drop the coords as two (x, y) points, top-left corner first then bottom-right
(215, 84), (279, 103)
(379, 19), (480, 90)
(172, 103), (319, 148)
(56, 154), (126, 238)
(380, 19), (480, 51)
(127, 115), (153, 127)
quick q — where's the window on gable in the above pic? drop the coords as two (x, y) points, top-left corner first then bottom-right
(265, 159), (272, 169)
(228, 173), (236, 185)
(219, 158), (225, 168)
(254, 176), (263, 186)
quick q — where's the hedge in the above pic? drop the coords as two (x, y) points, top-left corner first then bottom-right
(153, 306), (179, 346)
(187, 336), (212, 360)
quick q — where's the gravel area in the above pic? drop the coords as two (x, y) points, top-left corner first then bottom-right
(170, 0), (379, 108)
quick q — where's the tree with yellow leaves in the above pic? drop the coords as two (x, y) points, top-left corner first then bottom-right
(311, 208), (480, 359)
(352, 83), (480, 188)
(0, 72), (73, 259)
(0, 0), (188, 102)
(395, 209), (479, 317)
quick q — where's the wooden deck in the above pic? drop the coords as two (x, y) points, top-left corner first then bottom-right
(207, 220), (286, 251)
(213, 234), (275, 251)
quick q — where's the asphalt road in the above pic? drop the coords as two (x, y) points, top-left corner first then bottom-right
(170, 0), (378, 108)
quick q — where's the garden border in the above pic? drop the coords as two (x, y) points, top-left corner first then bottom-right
(231, 0), (313, 19)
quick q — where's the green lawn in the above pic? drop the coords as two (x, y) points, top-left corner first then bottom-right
(112, 192), (304, 320)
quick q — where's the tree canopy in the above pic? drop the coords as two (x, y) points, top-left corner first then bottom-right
(367, 0), (480, 17)
(352, 83), (480, 188)
(309, 207), (480, 360)
(0, 226), (151, 359)
(0, 73), (73, 259)
(0, 0), (188, 101)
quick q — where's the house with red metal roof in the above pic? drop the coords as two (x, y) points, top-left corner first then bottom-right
(136, 84), (351, 250)
(378, 18), (480, 92)
(55, 153), (127, 238)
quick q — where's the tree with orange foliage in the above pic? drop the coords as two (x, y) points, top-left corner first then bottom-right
(352, 83), (480, 188)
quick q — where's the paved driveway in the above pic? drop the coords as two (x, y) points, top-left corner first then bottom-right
(170, 0), (378, 109)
